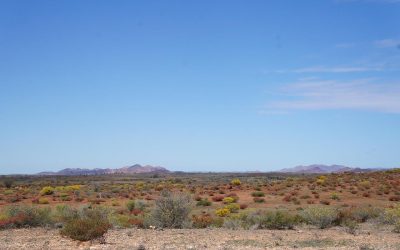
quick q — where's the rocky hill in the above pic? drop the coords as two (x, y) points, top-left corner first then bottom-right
(37, 164), (169, 175)
(279, 164), (382, 173)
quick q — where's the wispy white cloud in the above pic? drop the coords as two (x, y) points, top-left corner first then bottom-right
(374, 39), (400, 48)
(336, 0), (400, 3)
(335, 43), (356, 48)
(264, 78), (400, 113)
(270, 65), (383, 74)
(292, 66), (382, 73)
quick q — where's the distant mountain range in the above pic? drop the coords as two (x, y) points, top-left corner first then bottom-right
(279, 164), (385, 174)
(37, 164), (169, 176)
(36, 163), (389, 176)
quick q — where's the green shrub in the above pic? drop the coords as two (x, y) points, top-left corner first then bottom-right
(259, 210), (298, 230)
(300, 206), (338, 229)
(382, 204), (400, 233)
(211, 217), (224, 228)
(330, 193), (340, 200)
(342, 219), (359, 235)
(394, 221), (400, 233)
(60, 207), (111, 241)
(225, 203), (240, 213)
(251, 191), (265, 197)
(126, 200), (136, 212)
(196, 199), (212, 206)
(60, 195), (72, 201)
(253, 197), (265, 203)
(234, 211), (261, 229)
(1, 205), (53, 228)
(147, 191), (192, 228)
(109, 213), (131, 228)
(222, 217), (243, 230)
(350, 206), (381, 223)
(52, 204), (75, 223)
(134, 200), (147, 211)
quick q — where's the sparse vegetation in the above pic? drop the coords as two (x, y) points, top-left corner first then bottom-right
(60, 207), (111, 241)
(0, 205), (52, 229)
(300, 206), (338, 229)
(146, 191), (192, 228)
(258, 210), (298, 230)
(0, 170), (399, 243)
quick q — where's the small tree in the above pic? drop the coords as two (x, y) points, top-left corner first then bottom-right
(3, 179), (14, 188)
(60, 207), (111, 241)
(148, 191), (192, 228)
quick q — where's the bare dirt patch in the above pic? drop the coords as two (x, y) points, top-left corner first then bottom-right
(0, 224), (399, 250)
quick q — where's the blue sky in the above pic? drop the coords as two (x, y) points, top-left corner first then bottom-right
(0, 0), (399, 174)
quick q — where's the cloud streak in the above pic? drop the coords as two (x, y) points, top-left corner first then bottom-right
(374, 39), (400, 48)
(292, 66), (382, 73)
(336, 0), (400, 3)
(271, 65), (383, 74)
(264, 79), (400, 113)
(335, 43), (356, 48)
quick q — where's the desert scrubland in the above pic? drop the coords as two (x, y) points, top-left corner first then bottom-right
(1, 170), (400, 249)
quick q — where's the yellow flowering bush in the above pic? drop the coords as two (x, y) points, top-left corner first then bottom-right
(224, 203), (240, 213)
(215, 208), (231, 217)
(223, 197), (235, 204)
(40, 186), (54, 196)
(231, 179), (241, 186)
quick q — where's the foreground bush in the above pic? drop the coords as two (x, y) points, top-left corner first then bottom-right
(60, 207), (111, 241)
(259, 210), (298, 229)
(222, 216), (243, 230)
(192, 213), (213, 228)
(381, 204), (400, 233)
(349, 206), (381, 223)
(0, 205), (52, 229)
(52, 204), (75, 224)
(146, 191), (192, 228)
(300, 206), (338, 229)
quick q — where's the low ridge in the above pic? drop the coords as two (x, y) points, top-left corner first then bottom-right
(37, 164), (169, 175)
